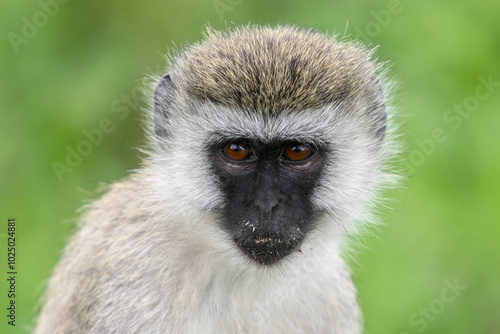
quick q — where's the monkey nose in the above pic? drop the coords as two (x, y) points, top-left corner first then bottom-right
(253, 196), (279, 213)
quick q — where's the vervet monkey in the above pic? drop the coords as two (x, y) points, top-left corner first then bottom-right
(36, 25), (398, 333)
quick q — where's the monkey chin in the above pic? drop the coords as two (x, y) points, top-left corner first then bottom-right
(235, 234), (302, 265)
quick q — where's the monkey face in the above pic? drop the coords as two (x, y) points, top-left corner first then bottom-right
(150, 24), (391, 268)
(211, 139), (325, 265)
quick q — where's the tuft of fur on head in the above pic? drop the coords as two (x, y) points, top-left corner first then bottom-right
(168, 25), (383, 114)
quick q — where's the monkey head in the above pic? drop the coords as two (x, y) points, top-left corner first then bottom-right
(152, 26), (391, 266)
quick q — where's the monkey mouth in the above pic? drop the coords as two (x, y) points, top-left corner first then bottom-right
(235, 234), (301, 265)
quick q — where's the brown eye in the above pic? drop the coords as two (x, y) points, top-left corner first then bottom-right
(223, 142), (252, 161)
(284, 143), (312, 161)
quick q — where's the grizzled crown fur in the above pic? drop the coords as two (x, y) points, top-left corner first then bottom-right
(164, 25), (385, 114)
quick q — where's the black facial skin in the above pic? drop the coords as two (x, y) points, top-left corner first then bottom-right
(211, 139), (325, 265)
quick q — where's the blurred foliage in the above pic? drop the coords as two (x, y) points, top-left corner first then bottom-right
(1, 0), (499, 333)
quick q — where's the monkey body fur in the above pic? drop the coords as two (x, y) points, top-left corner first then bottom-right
(36, 174), (361, 333)
(36, 26), (397, 333)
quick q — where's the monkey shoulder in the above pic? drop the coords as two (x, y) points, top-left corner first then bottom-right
(37, 173), (171, 333)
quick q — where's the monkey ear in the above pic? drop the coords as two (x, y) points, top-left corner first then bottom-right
(374, 105), (387, 142)
(369, 83), (387, 143)
(154, 74), (175, 138)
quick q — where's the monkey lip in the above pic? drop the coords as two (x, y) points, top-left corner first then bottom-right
(235, 235), (301, 265)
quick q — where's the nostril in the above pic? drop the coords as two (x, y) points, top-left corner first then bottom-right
(253, 194), (280, 213)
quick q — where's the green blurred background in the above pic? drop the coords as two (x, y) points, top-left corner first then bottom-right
(1, 0), (499, 333)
